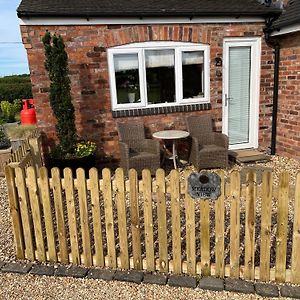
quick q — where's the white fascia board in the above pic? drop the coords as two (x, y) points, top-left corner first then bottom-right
(19, 16), (265, 26)
(271, 23), (300, 36)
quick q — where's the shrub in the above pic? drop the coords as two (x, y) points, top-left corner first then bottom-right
(0, 127), (11, 149)
(42, 32), (77, 156)
(0, 75), (32, 101)
(0, 99), (22, 123)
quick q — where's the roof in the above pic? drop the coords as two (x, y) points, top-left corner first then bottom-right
(17, 0), (281, 18)
(272, 0), (300, 30)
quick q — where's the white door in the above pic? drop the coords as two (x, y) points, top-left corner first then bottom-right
(222, 38), (261, 150)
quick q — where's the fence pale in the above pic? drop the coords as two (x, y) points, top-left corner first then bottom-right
(51, 168), (68, 264)
(64, 168), (80, 265)
(230, 170), (240, 278)
(184, 170), (196, 275)
(260, 170), (273, 281)
(215, 170), (225, 278)
(275, 172), (289, 282)
(170, 169), (181, 274)
(115, 168), (129, 269)
(142, 169), (155, 271)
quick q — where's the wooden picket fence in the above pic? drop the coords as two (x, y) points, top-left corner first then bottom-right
(6, 129), (42, 171)
(4, 166), (300, 284)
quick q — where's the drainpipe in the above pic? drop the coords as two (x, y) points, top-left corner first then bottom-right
(264, 21), (281, 155)
(270, 43), (280, 155)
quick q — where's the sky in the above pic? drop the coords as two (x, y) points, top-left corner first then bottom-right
(0, 0), (29, 76)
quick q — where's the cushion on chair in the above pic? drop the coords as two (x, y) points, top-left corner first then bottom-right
(199, 144), (225, 152)
(130, 152), (158, 161)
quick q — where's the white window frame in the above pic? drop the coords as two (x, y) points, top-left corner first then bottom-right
(108, 42), (210, 110)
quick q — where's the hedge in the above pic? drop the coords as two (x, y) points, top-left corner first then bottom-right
(0, 74), (33, 101)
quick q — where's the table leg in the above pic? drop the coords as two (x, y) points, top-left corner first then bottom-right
(172, 140), (177, 169)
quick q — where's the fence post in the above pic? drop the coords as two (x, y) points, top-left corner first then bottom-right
(4, 166), (25, 259)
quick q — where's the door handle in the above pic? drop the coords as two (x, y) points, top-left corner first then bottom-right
(225, 94), (233, 106)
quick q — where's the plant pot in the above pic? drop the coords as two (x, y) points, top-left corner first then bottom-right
(128, 93), (135, 103)
(48, 153), (96, 176)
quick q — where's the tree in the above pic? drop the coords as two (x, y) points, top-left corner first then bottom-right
(42, 32), (76, 156)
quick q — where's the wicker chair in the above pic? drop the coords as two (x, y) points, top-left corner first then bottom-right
(117, 122), (160, 175)
(186, 115), (229, 169)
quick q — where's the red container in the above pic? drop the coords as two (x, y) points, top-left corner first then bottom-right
(20, 99), (37, 125)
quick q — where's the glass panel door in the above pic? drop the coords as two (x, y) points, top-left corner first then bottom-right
(228, 46), (251, 145)
(222, 38), (260, 150)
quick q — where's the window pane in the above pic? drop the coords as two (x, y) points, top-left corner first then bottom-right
(114, 53), (141, 104)
(145, 49), (175, 104)
(182, 51), (204, 99)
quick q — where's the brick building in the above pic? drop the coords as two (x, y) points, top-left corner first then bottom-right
(269, 0), (300, 159)
(17, 0), (284, 161)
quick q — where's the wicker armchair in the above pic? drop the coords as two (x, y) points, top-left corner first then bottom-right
(117, 122), (160, 175)
(186, 115), (229, 169)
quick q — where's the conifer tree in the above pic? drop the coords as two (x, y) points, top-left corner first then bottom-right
(42, 32), (76, 156)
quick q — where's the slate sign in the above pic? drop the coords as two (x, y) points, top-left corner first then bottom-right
(188, 171), (221, 200)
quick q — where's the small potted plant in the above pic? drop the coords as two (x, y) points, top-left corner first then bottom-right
(126, 75), (138, 103)
(0, 126), (12, 176)
(42, 32), (97, 173)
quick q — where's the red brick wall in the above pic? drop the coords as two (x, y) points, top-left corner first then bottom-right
(20, 23), (274, 159)
(276, 32), (300, 159)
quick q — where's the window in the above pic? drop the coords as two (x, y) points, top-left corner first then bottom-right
(108, 42), (210, 110)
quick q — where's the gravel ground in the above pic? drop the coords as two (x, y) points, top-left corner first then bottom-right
(0, 178), (14, 262)
(0, 273), (283, 300)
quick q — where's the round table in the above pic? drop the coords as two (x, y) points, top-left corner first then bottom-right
(153, 130), (189, 169)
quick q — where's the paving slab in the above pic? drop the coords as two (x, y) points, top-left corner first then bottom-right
(225, 278), (255, 294)
(86, 269), (115, 281)
(168, 275), (197, 288)
(255, 283), (279, 298)
(143, 273), (168, 285)
(114, 270), (144, 284)
(198, 277), (224, 291)
(281, 285), (300, 299)
(54, 265), (68, 277)
(1, 262), (32, 274)
(30, 265), (55, 276)
(66, 266), (88, 278)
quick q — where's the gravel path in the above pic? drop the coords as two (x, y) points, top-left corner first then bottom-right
(0, 273), (283, 300)
(0, 178), (14, 262)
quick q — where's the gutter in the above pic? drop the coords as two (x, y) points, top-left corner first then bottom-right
(16, 10), (282, 19)
(264, 20), (281, 155)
